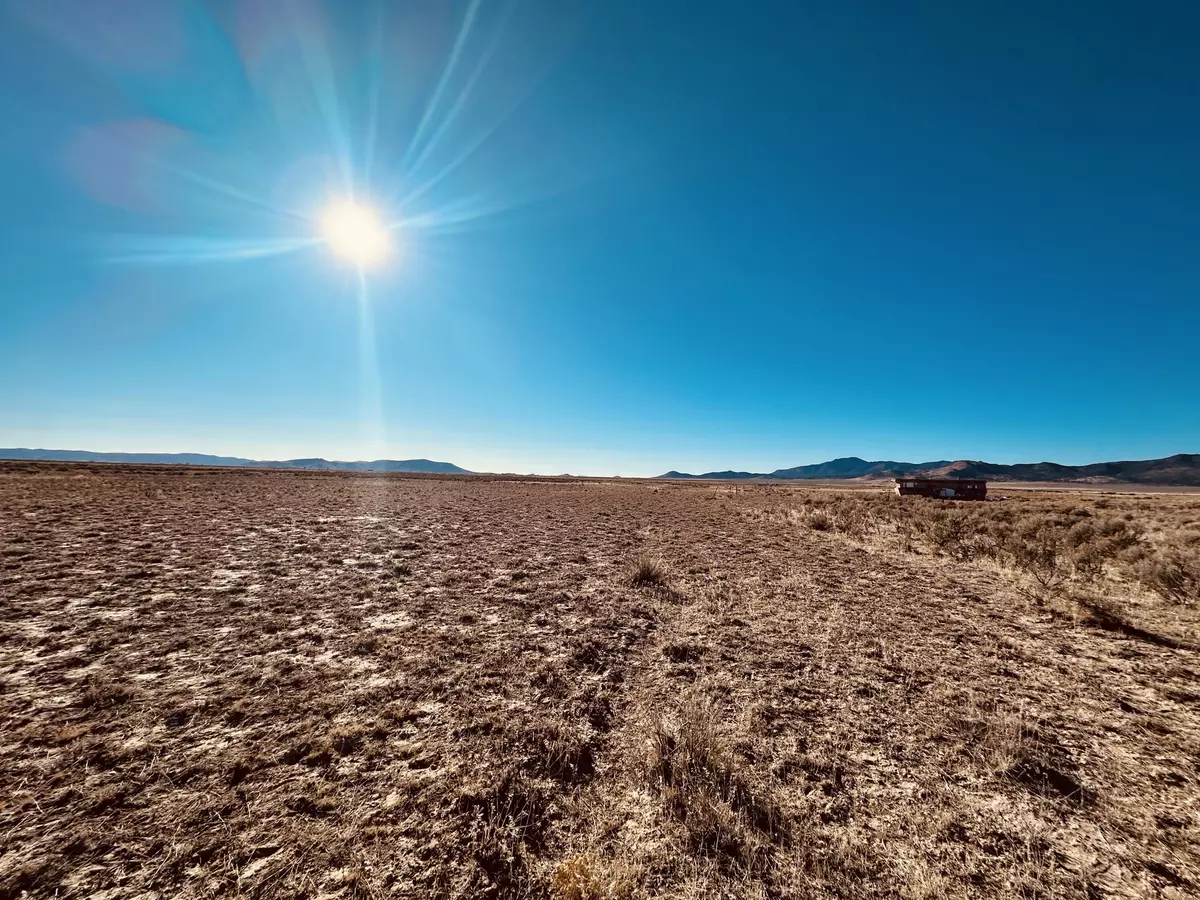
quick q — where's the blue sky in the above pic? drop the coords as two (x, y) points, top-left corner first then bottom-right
(1, 1), (1197, 476)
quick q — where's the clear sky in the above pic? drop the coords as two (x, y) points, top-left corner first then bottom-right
(1, 1), (1197, 476)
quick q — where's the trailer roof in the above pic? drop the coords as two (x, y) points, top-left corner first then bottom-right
(893, 476), (987, 483)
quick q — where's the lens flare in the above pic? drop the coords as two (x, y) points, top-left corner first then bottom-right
(320, 199), (391, 267)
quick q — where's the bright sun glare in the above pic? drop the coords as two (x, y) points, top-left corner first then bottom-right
(320, 200), (391, 267)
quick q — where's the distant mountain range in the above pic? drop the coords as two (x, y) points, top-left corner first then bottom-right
(0, 448), (470, 475)
(658, 454), (1200, 486)
(4, 448), (1198, 485)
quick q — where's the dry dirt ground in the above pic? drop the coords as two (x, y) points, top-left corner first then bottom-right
(1, 463), (1198, 899)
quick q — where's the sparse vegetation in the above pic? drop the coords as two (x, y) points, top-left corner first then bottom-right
(1, 462), (1198, 898)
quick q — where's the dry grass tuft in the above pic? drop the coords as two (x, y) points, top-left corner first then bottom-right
(958, 701), (1096, 806)
(457, 767), (551, 895)
(522, 717), (596, 783)
(78, 675), (138, 709)
(647, 699), (784, 873)
(551, 853), (633, 900)
(627, 554), (670, 589)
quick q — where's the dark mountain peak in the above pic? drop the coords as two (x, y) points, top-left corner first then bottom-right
(768, 457), (949, 479)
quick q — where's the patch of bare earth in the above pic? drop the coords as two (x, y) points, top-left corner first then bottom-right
(1, 463), (1197, 898)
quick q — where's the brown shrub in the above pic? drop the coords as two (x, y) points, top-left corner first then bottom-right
(916, 509), (979, 560)
(806, 510), (832, 531)
(1008, 520), (1066, 589)
(1137, 550), (1199, 605)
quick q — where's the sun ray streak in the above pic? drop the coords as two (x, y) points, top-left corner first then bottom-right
(396, 118), (507, 210)
(291, 3), (355, 195)
(100, 234), (321, 266)
(402, 0), (515, 184)
(356, 269), (386, 459)
(400, 0), (481, 172)
(73, 120), (306, 221)
(162, 160), (311, 221)
(362, 2), (386, 185)
(390, 179), (577, 235)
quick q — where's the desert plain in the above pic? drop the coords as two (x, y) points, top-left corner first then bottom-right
(1, 462), (1198, 899)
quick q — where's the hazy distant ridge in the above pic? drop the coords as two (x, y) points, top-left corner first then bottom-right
(0, 449), (471, 474)
(658, 454), (1200, 486)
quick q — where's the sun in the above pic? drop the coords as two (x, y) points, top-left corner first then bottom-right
(319, 199), (391, 267)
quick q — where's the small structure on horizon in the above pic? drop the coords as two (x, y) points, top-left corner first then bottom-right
(894, 477), (987, 500)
